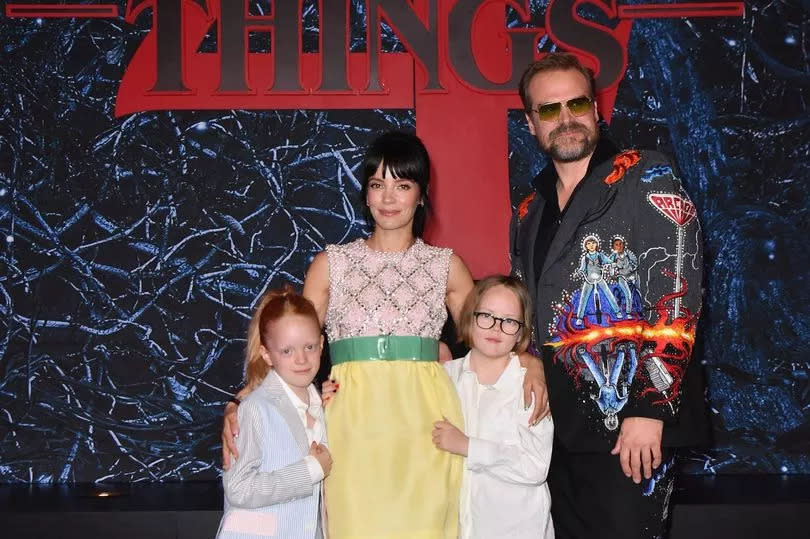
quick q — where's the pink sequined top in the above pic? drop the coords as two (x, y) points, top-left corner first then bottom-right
(324, 238), (453, 342)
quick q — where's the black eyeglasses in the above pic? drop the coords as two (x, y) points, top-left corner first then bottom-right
(474, 312), (524, 335)
(529, 96), (593, 122)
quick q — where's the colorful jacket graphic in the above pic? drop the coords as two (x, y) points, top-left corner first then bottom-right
(510, 141), (705, 451)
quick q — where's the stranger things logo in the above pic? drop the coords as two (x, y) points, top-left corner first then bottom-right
(6, 1), (744, 117)
(4, 0), (743, 275)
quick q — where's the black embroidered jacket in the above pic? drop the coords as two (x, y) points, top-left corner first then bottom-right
(510, 142), (706, 451)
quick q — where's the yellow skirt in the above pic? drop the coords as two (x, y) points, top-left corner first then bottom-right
(325, 360), (463, 539)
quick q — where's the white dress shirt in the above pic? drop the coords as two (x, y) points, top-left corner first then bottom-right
(277, 376), (327, 483)
(444, 352), (554, 539)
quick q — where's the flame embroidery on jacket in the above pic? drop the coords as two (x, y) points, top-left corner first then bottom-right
(604, 150), (642, 185)
(517, 192), (536, 221)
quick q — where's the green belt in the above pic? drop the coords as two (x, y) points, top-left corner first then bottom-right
(330, 335), (439, 365)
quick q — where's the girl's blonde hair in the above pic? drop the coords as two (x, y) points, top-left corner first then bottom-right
(244, 285), (320, 388)
(458, 275), (534, 353)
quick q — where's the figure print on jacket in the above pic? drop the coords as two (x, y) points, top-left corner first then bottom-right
(516, 150), (703, 438)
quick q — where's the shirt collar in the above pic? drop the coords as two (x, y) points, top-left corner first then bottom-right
(459, 351), (525, 390)
(274, 372), (322, 414)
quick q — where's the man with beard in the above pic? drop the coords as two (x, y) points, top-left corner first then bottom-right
(509, 53), (706, 538)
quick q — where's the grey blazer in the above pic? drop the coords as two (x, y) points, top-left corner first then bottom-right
(217, 370), (326, 538)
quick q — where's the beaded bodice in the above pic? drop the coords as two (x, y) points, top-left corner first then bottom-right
(324, 238), (452, 342)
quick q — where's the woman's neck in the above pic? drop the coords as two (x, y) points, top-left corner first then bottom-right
(469, 349), (511, 385)
(365, 228), (416, 253)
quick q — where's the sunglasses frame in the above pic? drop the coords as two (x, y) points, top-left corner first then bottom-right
(530, 96), (594, 122)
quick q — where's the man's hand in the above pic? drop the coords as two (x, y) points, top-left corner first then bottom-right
(432, 418), (469, 456)
(611, 416), (664, 483)
(309, 442), (333, 477)
(221, 401), (240, 470)
(518, 351), (550, 425)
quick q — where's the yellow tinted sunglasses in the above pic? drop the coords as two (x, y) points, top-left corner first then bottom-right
(530, 96), (594, 122)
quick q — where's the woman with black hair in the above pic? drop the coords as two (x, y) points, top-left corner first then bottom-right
(223, 131), (546, 538)
(302, 131), (471, 538)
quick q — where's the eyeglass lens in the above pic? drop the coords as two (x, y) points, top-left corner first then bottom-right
(536, 96), (593, 121)
(474, 312), (522, 335)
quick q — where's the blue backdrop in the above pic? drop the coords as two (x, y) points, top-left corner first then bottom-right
(1, 0), (808, 482)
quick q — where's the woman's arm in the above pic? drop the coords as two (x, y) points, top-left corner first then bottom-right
(302, 251), (330, 326)
(221, 387), (251, 469)
(445, 253), (474, 326)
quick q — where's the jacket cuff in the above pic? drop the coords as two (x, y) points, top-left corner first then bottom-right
(622, 393), (676, 424)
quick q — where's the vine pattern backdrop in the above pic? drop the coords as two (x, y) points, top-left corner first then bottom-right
(1, 1), (808, 482)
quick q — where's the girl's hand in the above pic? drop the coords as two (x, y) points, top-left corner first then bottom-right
(309, 442), (333, 477)
(321, 378), (339, 407)
(432, 418), (469, 456)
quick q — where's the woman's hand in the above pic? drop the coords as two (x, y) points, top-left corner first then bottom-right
(432, 418), (469, 456)
(518, 351), (550, 425)
(321, 378), (339, 407)
(221, 401), (240, 470)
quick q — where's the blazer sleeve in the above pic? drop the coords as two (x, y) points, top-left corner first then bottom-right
(622, 153), (704, 423)
(223, 400), (318, 509)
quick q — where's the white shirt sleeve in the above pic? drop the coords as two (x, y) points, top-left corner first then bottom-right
(466, 415), (554, 486)
(304, 455), (325, 483)
(223, 400), (318, 508)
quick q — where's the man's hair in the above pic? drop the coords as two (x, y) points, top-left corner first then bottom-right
(518, 53), (596, 112)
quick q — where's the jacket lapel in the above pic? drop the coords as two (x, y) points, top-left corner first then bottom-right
(517, 194), (546, 301)
(262, 370), (310, 453)
(540, 140), (620, 278)
(540, 174), (613, 277)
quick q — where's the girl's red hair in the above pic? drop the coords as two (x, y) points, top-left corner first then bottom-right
(244, 285), (320, 388)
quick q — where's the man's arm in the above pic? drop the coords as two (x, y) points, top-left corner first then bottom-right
(614, 153), (704, 483)
(517, 352), (550, 424)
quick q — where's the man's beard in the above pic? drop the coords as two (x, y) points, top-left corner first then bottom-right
(542, 121), (598, 163)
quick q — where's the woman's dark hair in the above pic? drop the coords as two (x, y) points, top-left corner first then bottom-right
(361, 130), (431, 237)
